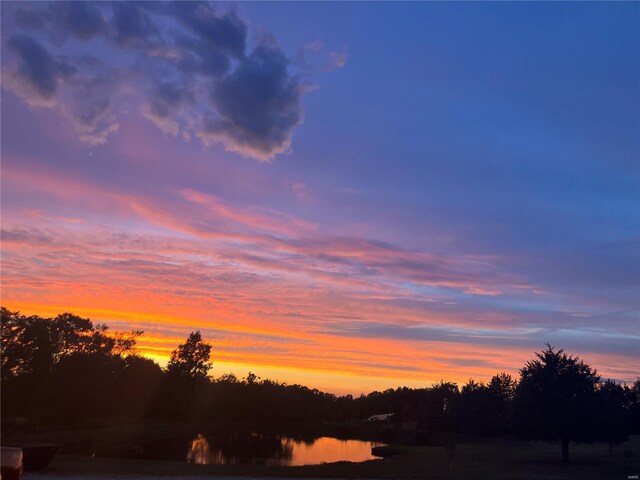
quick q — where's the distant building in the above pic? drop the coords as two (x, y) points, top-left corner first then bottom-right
(365, 413), (395, 422)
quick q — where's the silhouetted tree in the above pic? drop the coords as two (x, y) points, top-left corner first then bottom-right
(50, 351), (122, 426)
(1, 308), (23, 379)
(514, 344), (600, 463)
(629, 379), (640, 434)
(594, 380), (629, 451)
(489, 372), (516, 403)
(3, 307), (636, 440)
(160, 331), (213, 421)
(452, 379), (501, 435)
(427, 381), (459, 430)
(166, 331), (212, 378)
(114, 355), (163, 419)
(218, 372), (238, 383)
(488, 372), (517, 432)
(1, 308), (141, 425)
(1, 308), (59, 381)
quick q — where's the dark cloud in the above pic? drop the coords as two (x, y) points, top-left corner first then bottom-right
(163, 1), (246, 59)
(13, 7), (46, 30)
(51, 2), (107, 40)
(74, 54), (102, 68)
(143, 82), (195, 136)
(201, 41), (304, 160)
(111, 2), (157, 47)
(6, 35), (75, 105)
(2, 1), (341, 160)
(172, 34), (231, 76)
(150, 82), (194, 119)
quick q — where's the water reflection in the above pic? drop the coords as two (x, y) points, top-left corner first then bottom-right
(186, 433), (382, 466)
(186, 434), (211, 464)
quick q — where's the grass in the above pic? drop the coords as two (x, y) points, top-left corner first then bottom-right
(35, 433), (640, 479)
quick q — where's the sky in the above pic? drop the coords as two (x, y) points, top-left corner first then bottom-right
(1, 1), (639, 395)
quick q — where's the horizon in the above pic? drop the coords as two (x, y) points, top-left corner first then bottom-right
(2, 305), (635, 397)
(1, 2), (639, 396)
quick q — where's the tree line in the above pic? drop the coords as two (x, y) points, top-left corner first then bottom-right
(1, 307), (639, 463)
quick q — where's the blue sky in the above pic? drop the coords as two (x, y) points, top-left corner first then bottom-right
(1, 2), (638, 392)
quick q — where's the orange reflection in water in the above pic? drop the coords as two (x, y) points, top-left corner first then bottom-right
(186, 434), (382, 466)
(281, 437), (383, 466)
(186, 434), (212, 464)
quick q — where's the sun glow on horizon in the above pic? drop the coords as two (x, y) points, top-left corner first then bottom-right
(2, 299), (636, 395)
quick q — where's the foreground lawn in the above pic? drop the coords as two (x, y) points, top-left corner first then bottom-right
(40, 435), (639, 480)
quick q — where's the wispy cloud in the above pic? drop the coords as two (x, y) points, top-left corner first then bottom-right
(2, 159), (638, 388)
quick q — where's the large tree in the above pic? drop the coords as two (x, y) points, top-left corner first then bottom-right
(514, 344), (600, 463)
(1, 308), (143, 424)
(594, 380), (629, 451)
(114, 355), (164, 419)
(166, 331), (212, 378)
(1, 308), (140, 381)
(488, 372), (517, 432)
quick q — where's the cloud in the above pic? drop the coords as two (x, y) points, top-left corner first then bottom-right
(142, 81), (195, 136)
(59, 66), (128, 144)
(200, 39), (305, 161)
(297, 40), (348, 72)
(164, 2), (246, 59)
(3, 28), (121, 143)
(2, 160), (638, 386)
(2, 1), (334, 161)
(4, 35), (75, 107)
(111, 2), (157, 47)
(50, 2), (107, 41)
(13, 7), (46, 30)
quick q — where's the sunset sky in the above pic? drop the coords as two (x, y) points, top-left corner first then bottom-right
(1, 2), (638, 394)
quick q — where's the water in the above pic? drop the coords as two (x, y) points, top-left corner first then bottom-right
(185, 432), (384, 466)
(87, 427), (384, 466)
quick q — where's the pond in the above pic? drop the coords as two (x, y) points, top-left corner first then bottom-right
(186, 433), (384, 466)
(100, 430), (385, 466)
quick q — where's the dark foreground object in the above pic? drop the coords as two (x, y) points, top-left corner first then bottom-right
(21, 443), (60, 470)
(0, 447), (23, 480)
(371, 445), (408, 458)
(4, 443), (59, 471)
